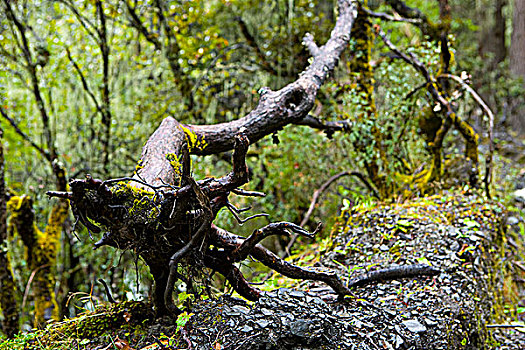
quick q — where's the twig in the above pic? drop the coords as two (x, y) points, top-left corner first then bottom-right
(231, 222), (315, 262)
(362, 7), (422, 24)
(285, 171), (378, 257)
(0, 105), (50, 161)
(232, 188), (266, 197)
(294, 115), (353, 138)
(226, 202), (269, 225)
(404, 82), (427, 100)
(46, 191), (73, 200)
(102, 177), (175, 190)
(22, 264), (50, 309)
(98, 278), (117, 303)
(486, 324), (525, 329)
(65, 46), (104, 118)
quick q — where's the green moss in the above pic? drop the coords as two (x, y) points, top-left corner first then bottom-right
(6, 195), (69, 326)
(38, 301), (154, 345)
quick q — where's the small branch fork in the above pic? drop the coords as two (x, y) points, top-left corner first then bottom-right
(376, 25), (480, 181)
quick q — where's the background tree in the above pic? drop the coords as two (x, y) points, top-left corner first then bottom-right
(510, 0), (525, 133)
(0, 126), (18, 337)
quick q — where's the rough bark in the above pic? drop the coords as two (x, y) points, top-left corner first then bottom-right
(510, 0), (525, 134)
(7, 193), (69, 327)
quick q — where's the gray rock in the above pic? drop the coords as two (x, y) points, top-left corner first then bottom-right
(256, 319), (270, 328)
(395, 334), (405, 349)
(402, 319), (427, 333)
(290, 319), (310, 337)
(240, 325), (253, 332)
(231, 305), (250, 314)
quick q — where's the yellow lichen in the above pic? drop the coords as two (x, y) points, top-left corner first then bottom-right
(180, 125), (207, 152)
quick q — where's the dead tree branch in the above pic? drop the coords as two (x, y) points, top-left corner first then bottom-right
(136, 0), (359, 186)
(437, 73), (495, 197)
(377, 26), (479, 179)
(347, 264), (440, 288)
(362, 8), (422, 24)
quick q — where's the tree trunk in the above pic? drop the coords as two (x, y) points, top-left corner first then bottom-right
(480, 0), (507, 66)
(7, 195), (69, 327)
(510, 0), (525, 133)
(57, 0), (361, 316)
(0, 127), (19, 337)
(511, 0), (525, 78)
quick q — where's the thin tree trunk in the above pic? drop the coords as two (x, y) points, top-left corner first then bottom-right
(510, 0), (525, 133)
(0, 127), (19, 337)
(511, 0), (525, 78)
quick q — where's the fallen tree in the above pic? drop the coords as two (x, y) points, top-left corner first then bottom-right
(46, 0), (443, 317)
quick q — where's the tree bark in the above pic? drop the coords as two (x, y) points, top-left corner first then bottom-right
(479, 0), (507, 66)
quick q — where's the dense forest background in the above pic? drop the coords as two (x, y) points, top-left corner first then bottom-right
(0, 0), (524, 340)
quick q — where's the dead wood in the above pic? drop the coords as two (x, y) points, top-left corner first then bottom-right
(46, 0), (362, 316)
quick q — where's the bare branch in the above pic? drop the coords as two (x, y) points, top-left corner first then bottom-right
(347, 264), (440, 288)
(136, 0), (359, 186)
(65, 46), (104, 116)
(362, 8), (422, 24)
(437, 73), (495, 197)
(55, 0), (99, 42)
(124, 0), (161, 50)
(0, 105), (50, 161)
(293, 114), (352, 137)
